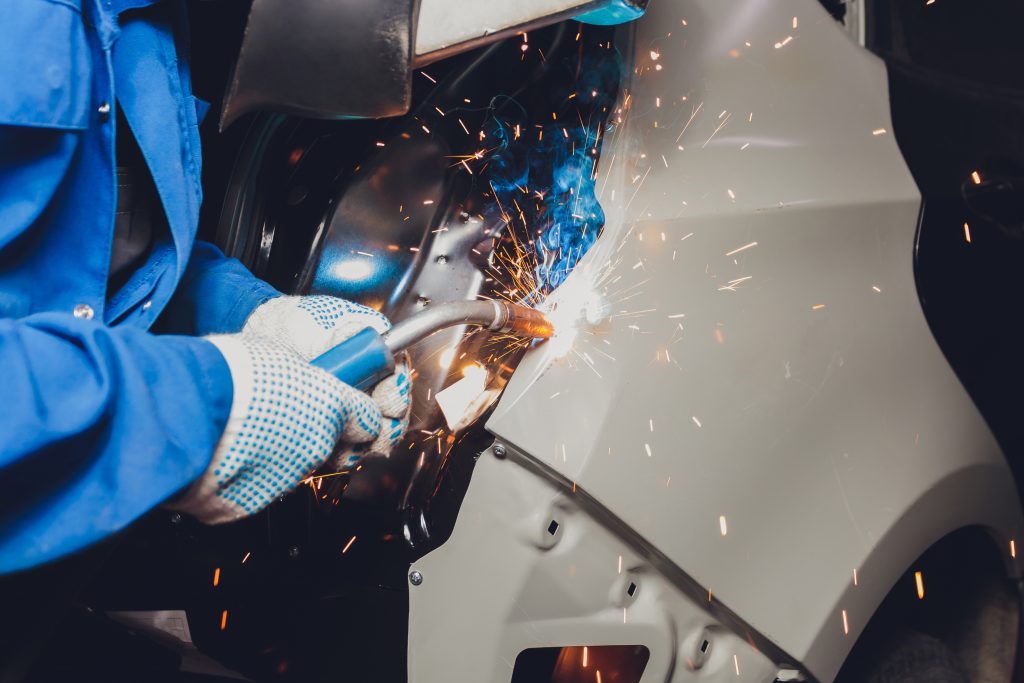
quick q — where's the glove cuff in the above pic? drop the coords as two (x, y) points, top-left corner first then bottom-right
(173, 334), (257, 523)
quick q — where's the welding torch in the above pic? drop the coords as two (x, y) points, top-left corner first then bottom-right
(311, 300), (554, 390)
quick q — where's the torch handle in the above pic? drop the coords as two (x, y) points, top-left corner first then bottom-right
(311, 327), (395, 391)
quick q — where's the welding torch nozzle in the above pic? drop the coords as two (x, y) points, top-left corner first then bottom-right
(312, 300), (553, 390)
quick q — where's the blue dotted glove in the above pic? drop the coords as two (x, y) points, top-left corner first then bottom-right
(173, 334), (384, 524)
(243, 295), (412, 467)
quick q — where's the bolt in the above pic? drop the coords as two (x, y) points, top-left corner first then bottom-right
(435, 255), (449, 265)
(493, 444), (507, 458)
(416, 295), (431, 307)
(409, 570), (424, 586)
(169, 513), (182, 524)
(288, 546), (300, 559)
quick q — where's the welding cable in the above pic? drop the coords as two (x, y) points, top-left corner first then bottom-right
(312, 300), (553, 390)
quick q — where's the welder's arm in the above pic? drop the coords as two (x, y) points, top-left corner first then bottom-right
(0, 313), (232, 574)
(157, 240), (281, 336)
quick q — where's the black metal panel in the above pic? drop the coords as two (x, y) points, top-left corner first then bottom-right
(221, 0), (419, 127)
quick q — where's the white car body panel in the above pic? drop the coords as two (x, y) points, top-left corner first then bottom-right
(409, 0), (1024, 680)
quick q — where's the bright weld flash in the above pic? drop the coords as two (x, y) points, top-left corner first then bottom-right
(540, 270), (607, 358)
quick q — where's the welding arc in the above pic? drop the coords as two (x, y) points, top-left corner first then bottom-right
(383, 300), (554, 354)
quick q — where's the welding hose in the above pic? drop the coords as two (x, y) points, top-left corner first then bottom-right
(311, 300), (553, 390)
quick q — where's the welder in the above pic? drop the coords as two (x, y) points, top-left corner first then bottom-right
(0, 0), (414, 576)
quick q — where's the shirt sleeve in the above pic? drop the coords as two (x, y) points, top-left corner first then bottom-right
(158, 240), (281, 336)
(0, 312), (233, 574)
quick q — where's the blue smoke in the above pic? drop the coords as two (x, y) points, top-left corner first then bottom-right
(482, 38), (621, 296)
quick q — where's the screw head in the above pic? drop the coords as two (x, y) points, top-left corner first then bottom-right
(409, 570), (424, 586)
(493, 444), (507, 458)
(435, 255), (449, 265)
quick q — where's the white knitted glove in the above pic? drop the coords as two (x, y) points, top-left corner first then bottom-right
(173, 334), (384, 524)
(243, 295), (412, 466)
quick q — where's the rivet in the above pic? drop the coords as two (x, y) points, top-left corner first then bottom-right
(73, 303), (94, 320)
(409, 570), (424, 586)
(493, 444), (507, 458)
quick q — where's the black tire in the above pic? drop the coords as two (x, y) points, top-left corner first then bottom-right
(855, 629), (966, 683)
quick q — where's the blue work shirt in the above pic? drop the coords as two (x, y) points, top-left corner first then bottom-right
(0, 0), (279, 573)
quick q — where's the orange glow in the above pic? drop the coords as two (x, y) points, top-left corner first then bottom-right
(213, 567), (221, 587)
(914, 571), (925, 599)
(971, 170), (982, 184)
(220, 610), (228, 631)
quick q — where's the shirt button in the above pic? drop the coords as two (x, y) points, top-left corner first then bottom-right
(97, 102), (111, 122)
(73, 304), (95, 320)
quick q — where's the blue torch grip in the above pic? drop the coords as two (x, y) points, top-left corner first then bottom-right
(311, 327), (396, 391)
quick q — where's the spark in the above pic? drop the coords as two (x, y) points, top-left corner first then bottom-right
(704, 113), (732, 148)
(812, 304), (826, 310)
(774, 35), (794, 48)
(842, 610), (849, 634)
(727, 188), (736, 200)
(792, 16), (799, 28)
(734, 654), (740, 676)
(644, 443), (652, 457)
(241, 552), (251, 564)
(872, 285), (882, 293)
(618, 555), (623, 574)
(719, 515), (728, 535)
(342, 536), (357, 554)
(853, 568), (859, 585)
(220, 610), (228, 631)
(213, 567), (221, 587)
(419, 71), (437, 83)
(583, 646), (589, 667)
(1012, 540), (1017, 558)
(668, 313), (686, 319)
(596, 672), (602, 683)
(971, 170), (982, 184)
(914, 571), (925, 599)
(693, 415), (703, 427)
(963, 222), (972, 243)
(872, 128), (887, 136)
(725, 241), (757, 256)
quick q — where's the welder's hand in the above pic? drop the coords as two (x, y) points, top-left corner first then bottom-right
(172, 334), (385, 524)
(242, 295), (412, 465)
